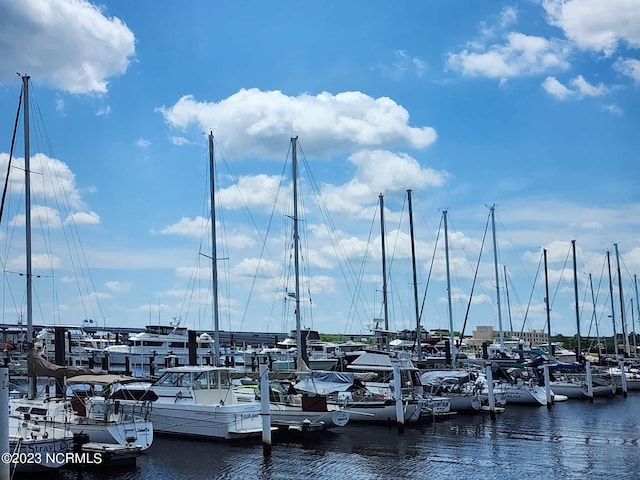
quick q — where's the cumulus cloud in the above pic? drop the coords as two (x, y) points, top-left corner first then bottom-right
(319, 150), (449, 215)
(447, 32), (570, 80)
(542, 0), (640, 55)
(542, 75), (609, 100)
(158, 89), (437, 160)
(0, 0), (135, 93)
(1, 153), (87, 211)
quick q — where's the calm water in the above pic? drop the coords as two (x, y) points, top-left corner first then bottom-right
(31, 393), (640, 480)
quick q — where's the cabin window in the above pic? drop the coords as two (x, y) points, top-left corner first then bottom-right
(193, 371), (208, 389)
(199, 342), (210, 348)
(175, 373), (192, 387)
(144, 341), (164, 347)
(220, 372), (230, 387)
(157, 372), (180, 386)
(30, 408), (48, 416)
(169, 342), (186, 348)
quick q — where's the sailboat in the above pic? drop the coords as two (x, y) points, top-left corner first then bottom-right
(117, 132), (264, 440)
(480, 206), (550, 406)
(2, 75), (75, 473)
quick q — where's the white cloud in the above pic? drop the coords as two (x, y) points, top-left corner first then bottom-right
(377, 50), (427, 79)
(447, 32), (570, 80)
(571, 75), (608, 96)
(1, 152), (87, 210)
(105, 281), (132, 293)
(614, 57), (640, 83)
(10, 205), (62, 229)
(96, 106), (110, 116)
(218, 174), (283, 212)
(602, 103), (623, 115)
(66, 211), (101, 225)
(0, 0), (136, 93)
(500, 6), (518, 28)
(542, 75), (609, 100)
(319, 150), (449, 216)
(158, 89), (437, 160)
(542, 0), (640, 55)
(136, 138), (151, 148)
(157, 216), (208, 237)
(542, 76), (573, 100)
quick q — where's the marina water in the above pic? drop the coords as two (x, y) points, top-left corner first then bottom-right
(31, 392), (640, 480)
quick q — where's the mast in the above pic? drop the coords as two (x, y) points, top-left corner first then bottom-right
(503, 265), (514, 333)
(588, 273), (602, 362)
(208, 131), (221, 366)
(572, 240), (581, 361)
(606, 251), (619, 357)
(407, 189), (421, 359)
(379, 194), (389, 332)
(291, 137), (305, 363)
(490, 205), (504, 346)
(632, 274), (640, 356)
(22, 75), (36, 400)
(543, 248), (552, 354)
(614, 243), (629, 356)
(443, 210), (456, 362)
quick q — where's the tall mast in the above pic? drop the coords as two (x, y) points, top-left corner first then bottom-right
(606, 250), (619, 357)
(490, 205), (504, 346)
(379, 194), (389, 332)
(407, 189), (421, 359)
(588, 273), (602, 362)
(503, 265), (514, 333)
(572, 240), (581, 361)
(291, 137), (304, 363)
(631, 274), (640, 355)
(208, 131), (220, 365)
(614, 243), (629, 355)
(23, 75), (36, 400)
(543, 248), (552, 354)
(443, 210), (456, 362)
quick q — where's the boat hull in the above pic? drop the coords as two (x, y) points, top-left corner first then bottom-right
(149, 402), (264, 439)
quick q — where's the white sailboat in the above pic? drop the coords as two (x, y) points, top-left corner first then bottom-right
(2, 75), (76, 473)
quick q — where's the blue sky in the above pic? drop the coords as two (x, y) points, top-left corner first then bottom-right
(1, 0), (639, 342)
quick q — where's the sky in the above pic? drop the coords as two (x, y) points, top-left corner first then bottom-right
(0, 0), (639, 343)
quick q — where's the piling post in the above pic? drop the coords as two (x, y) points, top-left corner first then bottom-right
(392, 365), (405, 433)
(485, 363), (496, 421)
(585, 361), (594, 403)
(54, 326), (66, 396)
(619, 361), (628, 397)
(543, 364), (553, 410)
(260, 359), (272, 456)
(188, 330), (197, 366)
(1, 367), (10, 480)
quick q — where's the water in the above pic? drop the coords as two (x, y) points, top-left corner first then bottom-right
(30, 394), (640, 479)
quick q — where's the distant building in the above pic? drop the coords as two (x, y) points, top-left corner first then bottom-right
(465, 325), (548, 350)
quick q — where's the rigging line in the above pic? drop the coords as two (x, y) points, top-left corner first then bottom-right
(520, 249), (543, 333)
(458, 211), (490, 346)
(31, 85), (100, 322)
(214, 137), (286, 326)
(550, 244), (571, 308)
(0, 86), (22, 227)
(238, 142), (290, 331)
(387, 195), (407, 331)
(417, 213), (442, 325)
(298, 150), (369, 331)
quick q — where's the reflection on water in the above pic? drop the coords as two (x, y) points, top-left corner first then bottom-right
(34, 394), (640, 480)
